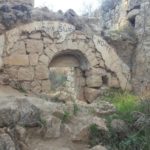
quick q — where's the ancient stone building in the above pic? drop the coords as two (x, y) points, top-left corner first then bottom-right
(0, 0), (149, 102)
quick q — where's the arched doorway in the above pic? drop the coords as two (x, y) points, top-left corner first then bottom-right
(49, 50), (89, 101)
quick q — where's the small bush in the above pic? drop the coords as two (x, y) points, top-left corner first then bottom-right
(89, 124), (101, 147)
(89, 124), (108, 147)
(61, 111), (71, 123)
(102, 89), (150, 150)
(102, 89), (138, 122)
(73, 102), (79, 116)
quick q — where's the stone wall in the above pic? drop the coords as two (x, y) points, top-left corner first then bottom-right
(0, 0), (149, 100)
(0, 21), (131, 102)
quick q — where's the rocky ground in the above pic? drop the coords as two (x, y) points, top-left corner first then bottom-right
(0, 85), (115, 150)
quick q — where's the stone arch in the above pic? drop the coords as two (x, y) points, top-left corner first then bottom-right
(49, 50), (90, 101)
(49, 49), (90, 70)
(0, 20), (131, 102)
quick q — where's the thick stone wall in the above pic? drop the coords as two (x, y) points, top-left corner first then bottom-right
(0, 21), (131, 102)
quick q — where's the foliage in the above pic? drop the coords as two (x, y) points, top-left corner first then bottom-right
(61, 110), (71, 123)
(99, 89), (150, 150)
(39, 117), (46, 128)
(73, 102), (79, 116)
(89, 124), (108, 147)
(102, 89), (138, 122)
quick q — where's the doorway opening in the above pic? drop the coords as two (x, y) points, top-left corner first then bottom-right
(49, 50), (89, 101)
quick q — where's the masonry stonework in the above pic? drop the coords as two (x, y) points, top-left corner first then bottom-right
(0, 20), (131, 102)
(0, 0), (149, 102)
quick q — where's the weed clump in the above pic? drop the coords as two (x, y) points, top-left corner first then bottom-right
(93, 89), (150, 150)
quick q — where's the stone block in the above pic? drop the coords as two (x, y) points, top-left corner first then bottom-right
(85, 87), (101, 103)
(35, 64), (49, 80)
(6, 67), (18, 79)
(44, 48), (55, 60)
(109, 76), (120, 88)
(31, 80), (41, 93)
(26, 39), (43, 54)
(4, 54), (29, 66)
(11, 41), (26, 54)
(29, 54), (38, 66)
(29, 33), (41, 39)
(86, 75), (102, 88)
(39, 55), (49, 66)
(41, 80), (51, 93)
(18, 67), (34, 81)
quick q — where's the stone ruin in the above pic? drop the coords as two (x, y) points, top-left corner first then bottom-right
(0, 0), (149, 103)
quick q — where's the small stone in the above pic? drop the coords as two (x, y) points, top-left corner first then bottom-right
(20, 82), (31, 91)
(29, 32), (41, 39)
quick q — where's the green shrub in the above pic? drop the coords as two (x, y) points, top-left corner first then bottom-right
(102, 89), (150, 150)
(138, 99), (150, 115)
(61, 111), (71, 123)
(89, 124), (101, 147)
(102, 89), (138, 122)
(138, 99), (150, 150)
(73, 102), (79, 116)
(89, 124), (108, 147)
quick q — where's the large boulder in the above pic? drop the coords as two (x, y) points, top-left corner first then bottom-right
(0, 133), (16, 150)
(72, 117), (108, 143)
(16, 98), (41, 127)
(42, 115), (62, 139)
(111, 119), (128, 139)
(0, 97), (41, 127)
(0, 97), (19, 127)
